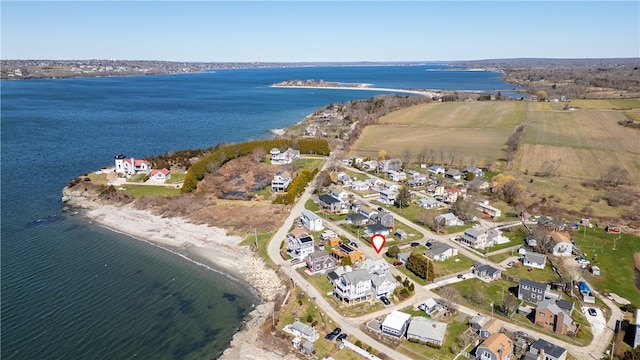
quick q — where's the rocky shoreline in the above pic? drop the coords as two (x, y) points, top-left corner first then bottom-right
(61, 186), (293, 359)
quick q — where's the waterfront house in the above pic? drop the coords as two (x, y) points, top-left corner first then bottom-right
(284, 319), (318, 342)
(333, 268), (373, 306)
(270, 147), (299, 165)
(149, 168), (171, 182)
(306, 250), (336, 274)
(272, 171), (292, 192)
(381, 310), (411, 337)
(406, 317), (447, 346)
(114, 153), (151, 175)
(287, 231), (315, 260)
(301, 210), (324, 232)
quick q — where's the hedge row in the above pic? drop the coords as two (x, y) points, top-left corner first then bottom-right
(180, 138), (329, 193)
(273, 168), (319, 205)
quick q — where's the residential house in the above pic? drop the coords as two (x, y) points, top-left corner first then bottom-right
(336, 172), (352, 186)
(397, 251), (412, 265)
(306, 250), (336, 274)
(149, 168), (171, 182)
(444, 187), (467, 203)
(518, 279), (551, 304)
(300, 341), (314, 356)
(428, 165), (445, 175)
(301, 210), (324, 232)
(359, 259), (390, 276)
(406, 178), (423, 188)
(387, 170), (407, 182)
(537, 216), (565, 232)
(381, 310), (411, 337)
(375, 210), (394, 229)
(378, 189), (398, 205)
(287, 232), (315, 260)
(434, 213), (464, 227)
(378, 159), (403, 172)
(114, 154), (151, 175)
(476, 333), (514, 360)
(469, 314), (490, 330)
(272, 171), (292, 192)
(463, 166), (485, 179)
(364, 223), (390, 238)
(361, 160), (378, 171)
(478, 201), (502, 218)
(534, 298), (578, 336)
(270, 147), (300, 165)
(406, 317), (447, 346)
(417, 196), (441, 209)
(357, 206), (378, 220)
(445, 168), (462, 180)
(412, 172), (428, 182)
(371, 273), (397, 298)
(425, 242), (458, 261)
(284, 319), (318, 342)
(333, 268), (373, 305)
(318, 194), (343, 213)
(418, 298), (439, 315)
(526, 338), (568, 360)
(329, 185), (349, 203)
(351, 180), (370, 191)
(473, 264), (502, 282)
(332, 243), (366, 264)
(346, 213), (368, 227)
(634, 309), (640, 349)
(523, 252), (547, 270)
(549, 232), (573, 257)
(487, 228), (510, 245)
(479, 319), (504, 339)
(461, 228), (493, 249)
(526, 237), (538, 247)
(395, 229), (408, 240)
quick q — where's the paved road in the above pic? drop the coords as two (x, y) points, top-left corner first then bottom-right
(265, 161), (616, 360)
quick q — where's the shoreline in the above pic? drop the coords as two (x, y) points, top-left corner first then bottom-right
(71, 201), (289, 359)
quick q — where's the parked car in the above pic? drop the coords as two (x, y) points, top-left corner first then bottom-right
(577, 258), (590, 265)
(380, 296), (391, 305)
(330, 327), (342, 336)
(514, 331), (529, 338)
(324, 333), (336, 341)
(337, 333), (348, 341)
(291, 258), (301, 264)
(507, 261), (514, 267)
(426, 239), (436, 246)
(588, 308), (597, 316)
(350, 242), (358, 248)
(457, 274), (464, 279)
(410, 242), (420, 247)
(393, 261), (404, 266)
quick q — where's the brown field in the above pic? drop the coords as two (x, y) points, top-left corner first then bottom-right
(569, 98), (640, 109)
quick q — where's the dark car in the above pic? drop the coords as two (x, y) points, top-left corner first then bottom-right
(330, 327), (342, 336)
(380, 296), (391, 305)
(393, 261), (404, 266)
(337, 333), (348, 341)
(324, 333), (336, 341)
(410, 242), (420, 247)
(350, 242), (358, 248)
(588, 308), (597, 316)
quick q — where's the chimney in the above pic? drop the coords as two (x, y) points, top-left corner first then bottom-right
(539, 348), (545, 360)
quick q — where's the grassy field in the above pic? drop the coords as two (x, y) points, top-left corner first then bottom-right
(121, 184), (180, 198)
(569, 98), (640, 109)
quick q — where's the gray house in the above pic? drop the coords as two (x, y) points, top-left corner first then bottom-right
(346, 213), (368, 226)
(526, 338), (568, 360)
(375, 210), (394, 228)
(306, 250), (336, 274)
(406, 316), (447, 346)
(522, 252), (547, 270)
(473, 263), (502, 281)
(518, 279), (550, 304)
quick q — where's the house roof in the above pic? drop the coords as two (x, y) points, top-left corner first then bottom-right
(382, 310), (411, 331)
(342, 269), (371, 286)
(366, 223), (389, 233)
(470, 314), (490, 327)
(556, 299), (574, 314)
(319, 194), (341, 204)
(407, 316), (447, 341)
(481, 318), (504, 334)
(289, 228), (308, 239)
(480, 333), (513, 360)
(475, 264), (501, 276)
(291, 320), (315, 338)
(530, 338), (567, 359)
(347, 213), (368, 223)
(445, 168), (461, 175)
(551, 231), (572, 244)
(422, 298), (438, 309)
(465, 228), (486, 238)
(437, 213), (460, 221)
(427, 242), (453, 256)
(150, 168), (170, 175)
(302, 210), (322, 221)
(537, 299), (574, 327)
(308, 250), (330, 261)
(371, 272), (395, 287)
(519, 278), (548, 290)
(524, 252), (547, 265)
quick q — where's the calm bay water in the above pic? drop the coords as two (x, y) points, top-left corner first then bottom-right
(1, 65), (517, 359)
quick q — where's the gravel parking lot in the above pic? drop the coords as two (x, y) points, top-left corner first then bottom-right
(582, 306), (606, 337)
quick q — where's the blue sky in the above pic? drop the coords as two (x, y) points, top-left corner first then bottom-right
(2, 1), (638, 61)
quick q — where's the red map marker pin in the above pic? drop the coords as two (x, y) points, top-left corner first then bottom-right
(370, 234), (387, 254)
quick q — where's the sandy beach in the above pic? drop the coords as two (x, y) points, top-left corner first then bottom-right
(69, 198), (293, 359)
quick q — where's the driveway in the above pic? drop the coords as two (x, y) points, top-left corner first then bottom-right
(582, 306), (607, 338)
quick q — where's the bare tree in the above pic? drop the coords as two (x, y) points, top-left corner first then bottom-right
(600, 165), (631, 187)
(402, 147), (413, 166)
(251, 147), (266, 163)
(433, 215), (446, 234)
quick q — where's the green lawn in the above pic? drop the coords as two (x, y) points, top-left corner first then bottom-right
(121, 185), (180, 198)
(433, 256), (475, 278)
(504, 263), (562, 284)
(165, 172), (186, 184)
(573, 227), (640, 305)
(294, 158), (325, 172)
(305, 198), (320, 212)
(239, 231), (276, 269)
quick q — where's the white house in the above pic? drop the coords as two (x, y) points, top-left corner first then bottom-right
(461, 228), (492, 249)
(550, 232), (573, 257)
(149, 168), (171, 182)
(114, 153), (151, 175)
(418, 298), (440, 315)
(270, 147), (300, 165)
(329, 185), (349, 203)
(287, 232), (315, 260)
(378, 190), (397, 205)
(272, 171), (292, 192)
(528, 338), (568, 360)
(387, 170), (407, 182)
(381, 310), (411, 337)
(417, 197), (441, 209)
(434, 213), (464, 227)
(333, 269), (373, 306)
(523, 252), (547, 270)
(487, 228), (510, 245)
(406, 317), (447, 346)
(371, 273), (397, 298)
(284, 319), (319, 342)
(428, 165), (445, 175)
(425, 242), (458, 261)
(301, 210), (324, 232)
(351, 180), (370, 191)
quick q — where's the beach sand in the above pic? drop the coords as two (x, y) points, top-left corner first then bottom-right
(74, 201), (294, 359)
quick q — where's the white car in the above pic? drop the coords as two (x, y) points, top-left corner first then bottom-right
(577, 258), (590, 265)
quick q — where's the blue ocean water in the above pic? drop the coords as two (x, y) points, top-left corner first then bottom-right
(0, 65), (518, 359)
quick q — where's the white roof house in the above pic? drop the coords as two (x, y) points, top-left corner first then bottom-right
(406, 317), (448, 346)
(301, 210), (324, 232)
(381, 310), (411, 337)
